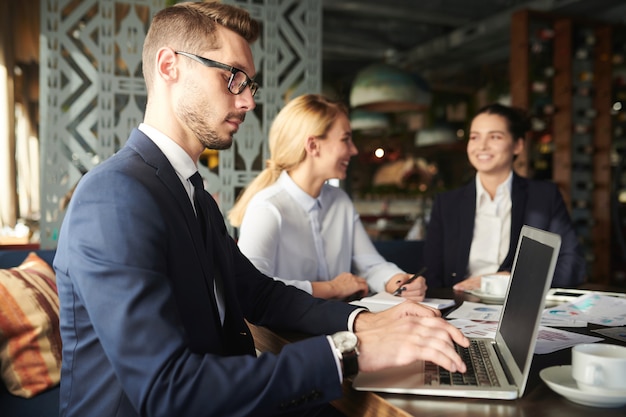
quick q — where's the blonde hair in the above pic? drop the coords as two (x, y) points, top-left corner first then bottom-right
(228, 94), (348, 227)
(142, 1), (259, 95)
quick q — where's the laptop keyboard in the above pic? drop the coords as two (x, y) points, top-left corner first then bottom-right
(424, 340), (501, 387)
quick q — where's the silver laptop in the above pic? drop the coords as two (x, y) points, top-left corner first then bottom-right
(352, 225), (561, 400)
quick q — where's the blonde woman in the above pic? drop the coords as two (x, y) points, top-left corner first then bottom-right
(229, 94), (426, 301)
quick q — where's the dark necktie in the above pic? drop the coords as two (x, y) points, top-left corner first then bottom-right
(189, 172), (208, 245)
(189, 172), (226, 323)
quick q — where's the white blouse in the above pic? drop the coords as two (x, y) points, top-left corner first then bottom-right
(468, 172), (512, 277)
(237, 171), (403, 294)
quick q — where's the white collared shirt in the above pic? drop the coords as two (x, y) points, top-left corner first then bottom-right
(138, 123), (198, 200)
(237, 171), (403, 294)
(467, 172), (512, 277)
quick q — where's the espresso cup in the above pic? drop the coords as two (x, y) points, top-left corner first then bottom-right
(571, 343), (626, 394)
(480, 274), (510, 297)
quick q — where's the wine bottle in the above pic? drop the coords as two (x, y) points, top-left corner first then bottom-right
(542, 104), (556, 115)
(575, 48), (589, 60)
(574, 85), (593, 97)
(531, 81), (548, 93)
(572, 199), (591, 209)
(576, 108), (597, 119)
(543, 67), (556, 78)
(537, 28), (555, 40)
(575, 144), (594, 155)
(574, 123), (591, 134)
(531, 117), (547, 132)
(574, 180), (594, 191)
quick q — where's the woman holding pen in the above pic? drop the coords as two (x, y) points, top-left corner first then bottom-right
(228, 94), (426, 301)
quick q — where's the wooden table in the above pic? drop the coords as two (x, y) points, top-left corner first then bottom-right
(250, 288), (626, 417)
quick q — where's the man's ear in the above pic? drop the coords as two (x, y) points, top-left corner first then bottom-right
(156, 48), (178, 81)
(305, 136), (319, 157)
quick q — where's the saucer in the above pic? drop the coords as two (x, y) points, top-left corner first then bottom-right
(540, 365), (626, 408)
(466, 289), (505, 304)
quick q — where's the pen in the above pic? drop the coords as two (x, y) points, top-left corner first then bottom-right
(392, 267), (427, 296)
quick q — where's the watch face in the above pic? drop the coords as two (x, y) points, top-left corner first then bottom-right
(332, 331), (358, 352)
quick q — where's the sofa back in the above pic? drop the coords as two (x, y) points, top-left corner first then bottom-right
(373, 239), (425, 273)
(0, 249), (56, 269)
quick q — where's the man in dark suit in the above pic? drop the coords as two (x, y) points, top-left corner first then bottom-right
(422, 103), (585, 290)
(54, 3), (468, 416)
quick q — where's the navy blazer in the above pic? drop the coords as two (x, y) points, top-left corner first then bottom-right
(54, 130), (358, 417)
(423, 173), (585, 288)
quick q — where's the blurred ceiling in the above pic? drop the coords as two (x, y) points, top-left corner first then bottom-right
(8, 0), (626, 95)
(322, 0), (626, 93)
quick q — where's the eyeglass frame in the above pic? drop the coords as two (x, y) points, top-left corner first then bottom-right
(175, 51), (259, 97)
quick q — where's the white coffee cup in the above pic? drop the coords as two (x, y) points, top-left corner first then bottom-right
(480, 274), (510, 297)
(571, 343), (626, 394)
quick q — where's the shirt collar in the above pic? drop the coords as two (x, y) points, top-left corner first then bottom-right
(475, 171), (513, 207)
(139, 123), (197, 180)
(278, 171), (321, 213)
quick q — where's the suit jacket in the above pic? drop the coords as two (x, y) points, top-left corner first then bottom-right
(423, 173), (585, 288)
(54, 129), (358, 417)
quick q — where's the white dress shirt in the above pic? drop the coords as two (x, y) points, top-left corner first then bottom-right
(237, 171), (404, 294)
(467, 172), (512, 277)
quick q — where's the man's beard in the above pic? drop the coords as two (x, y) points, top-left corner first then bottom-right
(198, 129), (232, 150)
(177, 104), (241, 150)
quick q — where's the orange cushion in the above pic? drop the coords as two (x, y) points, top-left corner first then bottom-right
(0, 252), (61, 397)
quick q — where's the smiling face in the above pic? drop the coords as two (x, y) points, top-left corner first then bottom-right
(467, 112), (524, 181)
(315, 113), (358, 181)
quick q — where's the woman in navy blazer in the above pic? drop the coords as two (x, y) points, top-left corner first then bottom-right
(422, 103), (585, 289)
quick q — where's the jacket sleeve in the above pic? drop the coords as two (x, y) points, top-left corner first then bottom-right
(423, 194), (447, 288)
(522, 181), (586, 287)
(545, 186), (586, 287)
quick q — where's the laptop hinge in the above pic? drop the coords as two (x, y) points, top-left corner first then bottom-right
(492, 342), (515, 386)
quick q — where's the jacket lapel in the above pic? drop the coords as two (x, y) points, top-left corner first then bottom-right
(126, 130), (222, 325)
(501, 173), (528, 268)
(457, 180), (477, 275)
(127, 131), (205, 248)
(205, 195), (256, 355)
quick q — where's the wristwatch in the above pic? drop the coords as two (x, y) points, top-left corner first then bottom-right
(331, 331), (360, 379)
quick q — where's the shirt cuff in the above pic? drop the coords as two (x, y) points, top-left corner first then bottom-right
(326, 336), (343, 383)
(347, 307), (368, 332)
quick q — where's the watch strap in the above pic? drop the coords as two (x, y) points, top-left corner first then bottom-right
(341, 347), (359, 379)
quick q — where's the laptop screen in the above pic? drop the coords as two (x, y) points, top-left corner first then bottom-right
(499, 235), (556, 371)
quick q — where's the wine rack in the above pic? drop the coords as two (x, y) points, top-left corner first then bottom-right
(611, 26), (626, 285)
(510, 10), (621, 285)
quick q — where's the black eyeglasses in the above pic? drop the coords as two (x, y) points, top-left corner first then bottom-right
(175, 51), (259, 97)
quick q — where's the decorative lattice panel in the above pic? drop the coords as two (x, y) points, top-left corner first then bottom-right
(39, 0), (162, 248)
(206, 0), (321, 237)
(39, 0), (320, 248)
